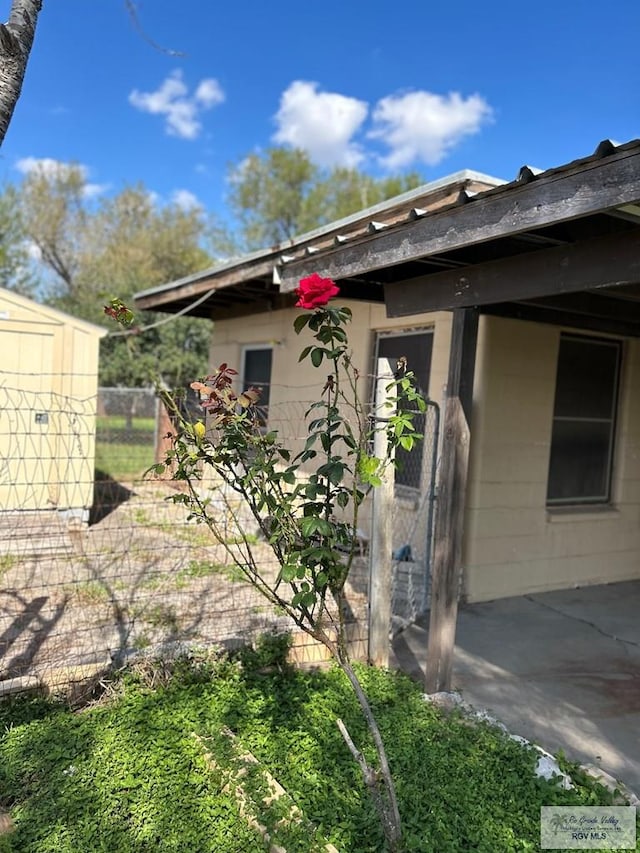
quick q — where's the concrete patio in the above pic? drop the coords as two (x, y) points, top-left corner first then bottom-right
(392, 580), (640, 794)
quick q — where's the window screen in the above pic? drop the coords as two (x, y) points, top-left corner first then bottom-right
(376, 332), (433, 490)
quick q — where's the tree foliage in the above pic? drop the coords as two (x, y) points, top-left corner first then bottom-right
(15, 163), (213, 388)
(0, 183), (37, 295)
(224, 147), (424, 251)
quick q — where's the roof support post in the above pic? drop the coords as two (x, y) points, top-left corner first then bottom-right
(425, 308), (478, 693)
(368, 358), (396, 667)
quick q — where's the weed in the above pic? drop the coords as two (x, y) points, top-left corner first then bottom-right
(64, 581), (110, 606)
(174, 559), (244, 589)
(142, 604), (180, 632)
(0, 554), (18, 576)
(132, 632), (152, 650)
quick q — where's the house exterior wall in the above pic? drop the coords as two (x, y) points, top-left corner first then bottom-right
(209, 301), (452, 545)
(0, 290), (103, 517)
(463, 316), (640, 602)
(209, 306), (640, 602)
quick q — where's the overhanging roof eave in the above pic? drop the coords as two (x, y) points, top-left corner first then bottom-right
(278, 142), (640, 292)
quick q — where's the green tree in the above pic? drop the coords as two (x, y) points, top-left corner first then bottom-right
(224, 147), (424, 252)
(16, 162), (213, 388)
(0, 183), (37, 295)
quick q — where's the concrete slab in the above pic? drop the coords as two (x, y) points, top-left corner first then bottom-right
(391, 581), (640, 794)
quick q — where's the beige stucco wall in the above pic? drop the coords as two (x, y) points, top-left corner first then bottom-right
(463, 316), (640, 602)
(210, 306), (640, 602)
(0, 290), (104, 516)
(209, 301), (452, 409)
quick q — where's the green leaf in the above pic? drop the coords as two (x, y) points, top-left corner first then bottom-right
(293, 313), (311, 334)
(301, 591), (316, 608)
(298, 345), (312, 362)
(299, 516), (320, 538)
(305, 483), (319, 500)
(336, 490), (349, 509)
(281, 564), (296, 582)
(310, 347), (324, 367)
(315, 572), (328, 588)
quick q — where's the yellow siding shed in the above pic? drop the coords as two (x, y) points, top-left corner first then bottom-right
(0, 289), (106, 520)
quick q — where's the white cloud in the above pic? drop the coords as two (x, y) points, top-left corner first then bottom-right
(194, 78), (224, 108)
(15, 157), (109, 197)
(171, 189), (202, 211)
(369, 90), (493, 169)
(273, 81), (368, 168)
(15, 156), (84, 179)
(129, 70), (225, 140)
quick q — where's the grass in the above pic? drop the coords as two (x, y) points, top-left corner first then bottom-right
(95, 415), (156, 480)
(174, 559), (245, 589)
(95, 442), (155, 480)
(62, 581), (110, 606)
(0, 555), (18, 577)
(0, 649), (635, 853)
(97, 415), (156, 431)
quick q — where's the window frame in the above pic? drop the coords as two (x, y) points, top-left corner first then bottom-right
(240, 344), (273, 417)
(546, 333), (622, 508)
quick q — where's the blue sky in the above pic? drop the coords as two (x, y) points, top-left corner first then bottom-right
(2, 0), (639, 224)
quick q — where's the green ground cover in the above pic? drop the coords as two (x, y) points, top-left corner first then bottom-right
(0, 648), (635, 853)
(97, 416), (156, 432)
(95, 440), (155, 480)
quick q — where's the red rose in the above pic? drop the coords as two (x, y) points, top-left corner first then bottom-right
(295, 273), (340, 309)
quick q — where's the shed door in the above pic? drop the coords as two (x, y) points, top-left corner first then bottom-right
(0, 330), (57, 511)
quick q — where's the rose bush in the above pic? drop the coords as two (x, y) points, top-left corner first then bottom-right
(145, 275), (427, 852)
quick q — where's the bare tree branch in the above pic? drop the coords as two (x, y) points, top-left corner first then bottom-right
(123, 0), (185, 57)
(0, 0), (43, 146)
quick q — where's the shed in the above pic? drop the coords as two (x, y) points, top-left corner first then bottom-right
(0, 289), (107, 521)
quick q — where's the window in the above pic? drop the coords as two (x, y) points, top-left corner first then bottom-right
(241, 346), (273, 418)
(375, 331), (433, 490)
(547, 334), (621, 506)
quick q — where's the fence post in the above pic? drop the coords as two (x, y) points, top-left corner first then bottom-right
(368, 358), (396, 667)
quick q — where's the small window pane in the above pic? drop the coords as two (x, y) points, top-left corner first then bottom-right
(547, 420), (611, 502)
(243, 349), (272, 407)
(554, 338), (619, 420)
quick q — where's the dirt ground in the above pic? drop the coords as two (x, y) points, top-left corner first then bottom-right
(0, 479), (301, 690)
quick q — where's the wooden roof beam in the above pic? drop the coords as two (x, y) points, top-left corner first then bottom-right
(384, 227), (640, 316)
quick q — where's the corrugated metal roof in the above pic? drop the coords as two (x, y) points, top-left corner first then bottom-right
(277, 139), (640, 271)
(135, 170), (504, 304)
